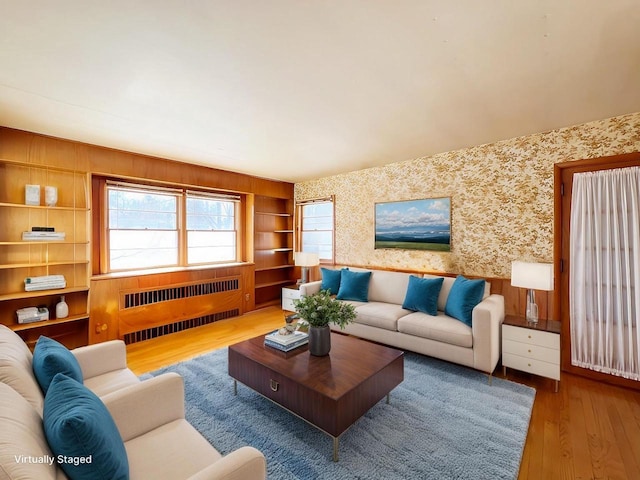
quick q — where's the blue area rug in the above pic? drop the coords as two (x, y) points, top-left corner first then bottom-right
(147, 348), (535, 479)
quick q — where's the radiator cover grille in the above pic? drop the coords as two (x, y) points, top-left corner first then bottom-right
(123, 308), (239, 344)
(123, 278), (239, 309)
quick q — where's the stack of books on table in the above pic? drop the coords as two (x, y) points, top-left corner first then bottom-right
(24, 274), (66, 292)
(264, 330), (309, 352)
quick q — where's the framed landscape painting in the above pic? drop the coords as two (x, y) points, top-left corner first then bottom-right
(375, 197), (451, 251)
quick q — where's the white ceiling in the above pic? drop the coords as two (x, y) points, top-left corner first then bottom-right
(1, 1), (639, 183)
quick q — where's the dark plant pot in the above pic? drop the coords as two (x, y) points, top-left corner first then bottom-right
(309, 325), (331, 356)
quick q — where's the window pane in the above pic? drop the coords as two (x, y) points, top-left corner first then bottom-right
(109, 230), (178, 270)
(301, 202), (333, 260)
(188, 231), (236, 263)
(108, 189), (177, 229)
(186, 198), (235, 230)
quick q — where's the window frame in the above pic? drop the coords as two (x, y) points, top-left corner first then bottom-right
(295, 196), (335, 264)
(97, 177), (241, 274)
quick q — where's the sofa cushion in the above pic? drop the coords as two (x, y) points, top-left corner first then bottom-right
(397, 312), (473, 348)
(33, 336), (83, 395)
(353, 302), (412, 331)
(364, 269), (415, 305)
(320, 267), (346, 295)
(444, 276), (486, 326)
(402, 275), (444, 316)
(44, 373), (129, 480)
(0, 324), (45, 413)
(124, 419), (222, 480)
(0, 382), (58, 480)
(337, 269), (372, 302)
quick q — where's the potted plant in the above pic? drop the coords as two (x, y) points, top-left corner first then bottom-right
(293, 289), (356, 356)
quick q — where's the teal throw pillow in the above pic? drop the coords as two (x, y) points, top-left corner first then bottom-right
(402, 275), (444, 316)
(320, 267), (347, 295)
(33, 336), (83, 395)
(336, 269), (371, 302)
(444, 275), (486, 326)
(43, 373), (129, 480)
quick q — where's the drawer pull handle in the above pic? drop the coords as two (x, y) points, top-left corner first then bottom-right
(528, 363), (532, 367)
(528, 349), (532, 353)
(270, 379), (279, 392)
(528, 335), (532, 339)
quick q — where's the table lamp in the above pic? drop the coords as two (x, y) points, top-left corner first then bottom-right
(294, 252), (319, 285)
(511, 261), (554, 323)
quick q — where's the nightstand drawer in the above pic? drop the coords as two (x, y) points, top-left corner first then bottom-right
(282, 297), (297, 311)
(282, 288), (301, 300)
(502, 352), (560, 380)
(503, 339), (559, 364)
(503, 324), (560, 349)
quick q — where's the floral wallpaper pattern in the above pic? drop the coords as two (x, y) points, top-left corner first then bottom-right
(295, 113), (640, 278)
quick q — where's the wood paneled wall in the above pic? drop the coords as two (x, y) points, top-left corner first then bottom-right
(0, 127), (293, 343)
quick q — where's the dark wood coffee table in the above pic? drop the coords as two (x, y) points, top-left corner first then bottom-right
(228, 332), (404, 461)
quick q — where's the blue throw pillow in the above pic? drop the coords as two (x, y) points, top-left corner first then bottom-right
(32, 336), (83, 395)
(444, 275), (486, 326)
(320, 267), (347, 295)
(336, 269), (372, 302)
(43, 373), (129, 480)
(402, 275), (444, 316)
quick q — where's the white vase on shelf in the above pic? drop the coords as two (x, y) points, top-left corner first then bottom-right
(55, 295), (69, 319)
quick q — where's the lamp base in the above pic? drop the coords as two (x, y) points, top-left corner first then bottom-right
(525, 289), (539, 323)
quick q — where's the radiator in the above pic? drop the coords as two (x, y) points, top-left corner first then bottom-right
(118, 276), (242, 342)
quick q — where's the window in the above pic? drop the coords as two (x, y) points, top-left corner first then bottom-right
(106, 181), (239, 272)
(297, 197), (334, 262)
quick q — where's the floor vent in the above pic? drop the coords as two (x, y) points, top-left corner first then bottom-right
(123, 308), (240, 344)
(123, 278), (239, 309)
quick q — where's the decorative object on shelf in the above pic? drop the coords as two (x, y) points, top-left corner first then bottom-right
(22, 231), (66, 241)
(16, 306), (49, 324)
(511, 261), (554, 323)
(25, 184), (40, 205)
(294, 252), (319, 285)
(56, 295), (69, 319)
(44, 186), (58, 207)
(293, 289), (356, 356)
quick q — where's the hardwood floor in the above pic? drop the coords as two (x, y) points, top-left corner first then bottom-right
(126, 307), (640, 480)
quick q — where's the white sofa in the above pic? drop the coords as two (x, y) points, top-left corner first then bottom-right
(0, 325), (266, 480)
(300, 267), (505, 376)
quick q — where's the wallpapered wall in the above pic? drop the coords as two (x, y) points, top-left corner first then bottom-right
(295, 113), (640, 279)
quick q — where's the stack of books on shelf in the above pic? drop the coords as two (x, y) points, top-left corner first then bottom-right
(24, 274), (66, 292)
(22, 230), (66, 241)
(264, 330), (309, 352)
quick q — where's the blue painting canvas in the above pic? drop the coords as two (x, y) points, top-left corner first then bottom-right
(375, 198), (451, 251)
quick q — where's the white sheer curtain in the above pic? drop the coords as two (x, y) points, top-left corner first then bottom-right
(570, 166), (640, 381)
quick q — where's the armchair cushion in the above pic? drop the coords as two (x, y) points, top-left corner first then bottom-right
(43, 373), (129, 480)
(33, 336), (83, 394)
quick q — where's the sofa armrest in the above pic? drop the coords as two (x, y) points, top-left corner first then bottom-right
(72, 340), (128, 379)
(187, 447), (266, 480)
(102, 372), (185, 442)
(299, 281), (321, 296)
(471, 294), (505, 374)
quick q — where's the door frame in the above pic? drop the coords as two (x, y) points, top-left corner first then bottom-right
(554, 152), (640, 389)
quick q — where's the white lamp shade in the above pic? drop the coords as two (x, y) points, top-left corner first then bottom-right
(294, 252), (319, 267)
(511, 261), (554, 291)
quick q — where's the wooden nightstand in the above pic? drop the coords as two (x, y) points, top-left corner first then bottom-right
(502, 315), (561, 392)
(282, 284), (301, 312)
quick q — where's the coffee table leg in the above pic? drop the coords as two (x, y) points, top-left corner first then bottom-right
(233, 379), (237, 396)
(333, 436), (339, 462)
(386, 393), (390, 404)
